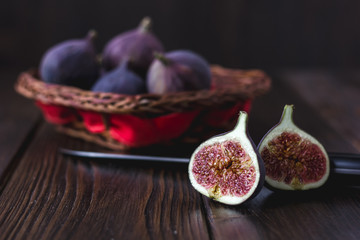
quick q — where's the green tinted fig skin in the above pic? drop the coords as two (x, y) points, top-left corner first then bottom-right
(146, 50), (211, 94)
(102, 17), (164, 76)
(91, 61), (146, 95)
(40, 31), (100, 90)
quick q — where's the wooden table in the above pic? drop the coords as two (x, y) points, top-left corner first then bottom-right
(1, 69), (359, 240)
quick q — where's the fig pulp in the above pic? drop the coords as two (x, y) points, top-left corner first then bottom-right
(40, 30), (100, 89)
(91, 61), (146, 95)
(147, 50), (211, 94)
(258, 105), (330, 190)
(188, 111), (265, 205)
(102, 17), (164, 76)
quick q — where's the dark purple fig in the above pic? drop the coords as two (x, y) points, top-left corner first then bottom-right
(102, 17), (164, 75)
(188, 111), (265, 205)
(40, 30), (100, 90)
(258, 105), (330, 191)
(91, 61), (146, 95)
(146, 50), (211, 94)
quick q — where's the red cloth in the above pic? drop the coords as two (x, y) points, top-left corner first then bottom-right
(35, 99), (252, 147)
(78, 110), (106, 133)
(154, 111), (200, 141)
(36, 101), (76, 124)
(109, 111), (199, 147)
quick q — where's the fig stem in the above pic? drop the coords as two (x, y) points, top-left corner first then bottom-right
(138, 16), (152, 32)
(234, 111), (248, 133)
(280, 104), (294, 124)
(86, 29), (97, 41)
(119, 59), (129, 70)
(154, 52), (171, 66)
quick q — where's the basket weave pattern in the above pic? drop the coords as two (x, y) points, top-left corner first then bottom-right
(15, 65), (271, 150)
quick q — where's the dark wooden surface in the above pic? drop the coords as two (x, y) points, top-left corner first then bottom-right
(0, 68), (359, 240)
(2, 1), (360, 239)
(3, 0), (360, 71)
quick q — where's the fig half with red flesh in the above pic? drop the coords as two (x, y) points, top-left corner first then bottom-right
(258, 105), (330, 190)
(188, 111), (265, 205)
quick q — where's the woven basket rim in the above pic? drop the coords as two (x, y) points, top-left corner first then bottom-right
(15, 65), (271, 116)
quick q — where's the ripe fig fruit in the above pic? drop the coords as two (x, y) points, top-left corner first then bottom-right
(91, 61), (146, 95)
(146, 50), (211, 94)
(40, 30), (100, 89)
(258, 105), (330, 191)
(102, 17), (164, 75)
(188, 111), (265, 205)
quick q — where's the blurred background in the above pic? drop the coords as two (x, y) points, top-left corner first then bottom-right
(2, 0), (360, 72)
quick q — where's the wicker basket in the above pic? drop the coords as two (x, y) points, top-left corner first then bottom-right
(15, 65), (271, 151)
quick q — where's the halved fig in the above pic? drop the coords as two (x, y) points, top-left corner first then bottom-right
(258, 105), (330, 190)
(188, 111), (265, 205)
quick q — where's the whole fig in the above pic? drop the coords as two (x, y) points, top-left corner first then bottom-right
(102, 17), (164, 76)
(146, 50), (211, 94)
(258, 105), (330, 191)
(91, 61), (146, 95)
(188, 111), (265, 205)
(40, 30), (100, 89)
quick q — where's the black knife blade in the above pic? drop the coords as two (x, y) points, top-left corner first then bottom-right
(59, 148), (360, 176)
(59, 148), (190, 163)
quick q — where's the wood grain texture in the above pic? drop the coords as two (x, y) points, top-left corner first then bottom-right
(0, 71), (40, 185)
(279, 70), (360, 152)
(0, 124), (210, 239)
(249, 71), (359, 154)
(1, 70), (360, 239)
(203, 186), (360, 240)
(2, 1), (360, 70)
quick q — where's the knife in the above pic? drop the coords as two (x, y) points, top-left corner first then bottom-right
(59, 147), (190, 163)
(59, 148), (360, 176)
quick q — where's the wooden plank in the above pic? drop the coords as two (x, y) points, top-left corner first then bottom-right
(0, 71), (41, 185)
(248, 71), (358, 153)
(279, 69), (360, 152)
(0, 123), (210, 239)
(204, 185), (360, 240)
(4, 1), (360, 71)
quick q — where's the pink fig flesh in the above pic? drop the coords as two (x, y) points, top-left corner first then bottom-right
(258, 105), (330, 190)
(261, 132), (328, 186)
(189, 111), (264, 205)
(192, 141), (257, 197)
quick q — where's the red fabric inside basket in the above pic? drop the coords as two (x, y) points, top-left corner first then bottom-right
(78, 110), (106, 133)
(36, 101), (76, 124)
(109, 111), (200, 147)
(36, 99), (252, 148)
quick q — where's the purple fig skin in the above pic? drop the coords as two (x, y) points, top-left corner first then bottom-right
(40, 30), (100, 90)
(146, 50), (211, 94)
(102, 17), (164, 75)
(247, 136), (266, 201)
(91, 61), (146, 95)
